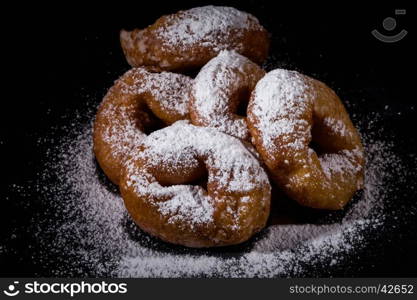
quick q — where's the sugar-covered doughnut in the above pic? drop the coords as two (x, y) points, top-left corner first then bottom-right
(93, 68), (192, 185)
(247, 69), (364, 210)
(190, 50), (265, 140)
(120, 6), (270, 72)
(120, 121), (271, 247)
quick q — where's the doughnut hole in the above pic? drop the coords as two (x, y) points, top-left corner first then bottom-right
(230, 87), (251, 118)
(309, 117), (334, 156)
(146, 149), (210, 193)
(134, 102), (165, 135)
(310, 82), (361, 154)
(309, 92), (359, 156)
(154, 159), (209, 188)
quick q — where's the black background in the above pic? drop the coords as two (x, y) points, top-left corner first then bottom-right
(1, 1), (416, 277)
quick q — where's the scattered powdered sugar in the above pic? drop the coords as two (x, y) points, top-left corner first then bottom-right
(15, 101), (414, 277)
(155, 6), (262, 50)
(192, 50), (264, 140)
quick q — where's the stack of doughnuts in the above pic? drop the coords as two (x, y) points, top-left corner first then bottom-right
(93, 6), (364, 248)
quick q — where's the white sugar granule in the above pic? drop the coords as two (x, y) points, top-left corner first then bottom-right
(10, 103), (416, 277)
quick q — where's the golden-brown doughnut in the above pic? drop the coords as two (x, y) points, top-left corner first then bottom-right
(247, 69), (364, 210)
(93, 68), (192, 185)
(189, 50), (265, 140)
(120, 121), (271, 248)
(120, 6), (270, 72)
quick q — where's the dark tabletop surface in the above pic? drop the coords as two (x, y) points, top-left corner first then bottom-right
(1, 1), (416, 276)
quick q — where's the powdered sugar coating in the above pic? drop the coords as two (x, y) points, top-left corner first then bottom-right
(127, 120), (270, 193)
(191, 50), (265, 140)
(249, 69), (315, 155)
(323, 117), (349, 137)
(125, 121), (270, 223)
(128, 174), (214, 227)
(118, 68), (192, 119)
(121, 121), (271, 246)
(320, 149), (363, 187)
(155, 6), (263, 50)
(99, 103), (146, 161)
(120, 6), (269, 71)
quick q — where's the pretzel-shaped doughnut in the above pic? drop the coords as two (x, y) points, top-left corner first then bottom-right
(247, 69), (364, 210)
(120, 121), (271, 247)
(190, 50), (265, 140)
(93, 68), (192, 184)
(120, 6), (269, 72)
